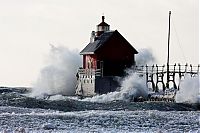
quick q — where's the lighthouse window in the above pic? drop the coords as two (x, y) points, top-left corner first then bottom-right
(97, 26), (103, 31)
(97, 26), (109, 31)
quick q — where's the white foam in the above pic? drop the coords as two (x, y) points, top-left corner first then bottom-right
(30, 45), (81, 97)
(175, 74), (199, 103)
(83, 71), (148, 103)
(48, 94), (66, 101)
(135, 48), (155, 66)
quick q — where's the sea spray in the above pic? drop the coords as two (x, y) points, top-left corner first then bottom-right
(30, 45), (81, 97)
(175, 74), (199, 103)
(135, 48), (155, 66)
(83, 48), (155, 102)
(83, 71), (148, 103)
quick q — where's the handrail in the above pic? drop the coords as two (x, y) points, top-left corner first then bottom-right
(78, 68), (101, 76)
(134, 64), (199, 75)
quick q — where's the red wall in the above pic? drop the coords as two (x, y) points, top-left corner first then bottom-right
(82, 31), (137, 75)
(83, 55), (97, 69)
(96, 33), (135, 63)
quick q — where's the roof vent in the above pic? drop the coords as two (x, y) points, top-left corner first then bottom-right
(90, 31), (96, 43)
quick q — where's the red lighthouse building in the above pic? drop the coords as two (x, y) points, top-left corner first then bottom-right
(76, 16), (138, 97)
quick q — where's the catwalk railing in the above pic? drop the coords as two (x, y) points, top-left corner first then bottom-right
(77, 64), (199, 93)
(134, 63), (199, 92)
(78, 68), (102, 78)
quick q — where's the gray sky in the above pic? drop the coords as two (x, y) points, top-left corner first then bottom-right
(0, 0), (198, 87)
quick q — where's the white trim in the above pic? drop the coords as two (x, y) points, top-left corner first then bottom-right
(80, 52), (95, 55)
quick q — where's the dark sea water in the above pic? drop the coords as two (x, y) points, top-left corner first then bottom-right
(0, 87), (199, 132)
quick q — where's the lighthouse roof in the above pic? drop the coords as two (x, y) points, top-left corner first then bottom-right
(80, 31), (113, 55)
(80, 30), (138, 55)
(97, 16), (110, 26)
(97, 21), (110, 26)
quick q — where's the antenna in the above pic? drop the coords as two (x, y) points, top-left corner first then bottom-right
(166, 11), (171, 89)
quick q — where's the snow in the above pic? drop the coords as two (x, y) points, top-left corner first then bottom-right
(0, 106), (199, 133)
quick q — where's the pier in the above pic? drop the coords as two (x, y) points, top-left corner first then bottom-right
(134, 63), (199, 92)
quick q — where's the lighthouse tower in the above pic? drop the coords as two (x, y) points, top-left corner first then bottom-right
(96, 16), (110, 36)
(75, 16), (138, 97)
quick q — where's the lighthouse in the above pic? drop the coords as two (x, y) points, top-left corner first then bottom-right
(75, 16), (138, 97)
